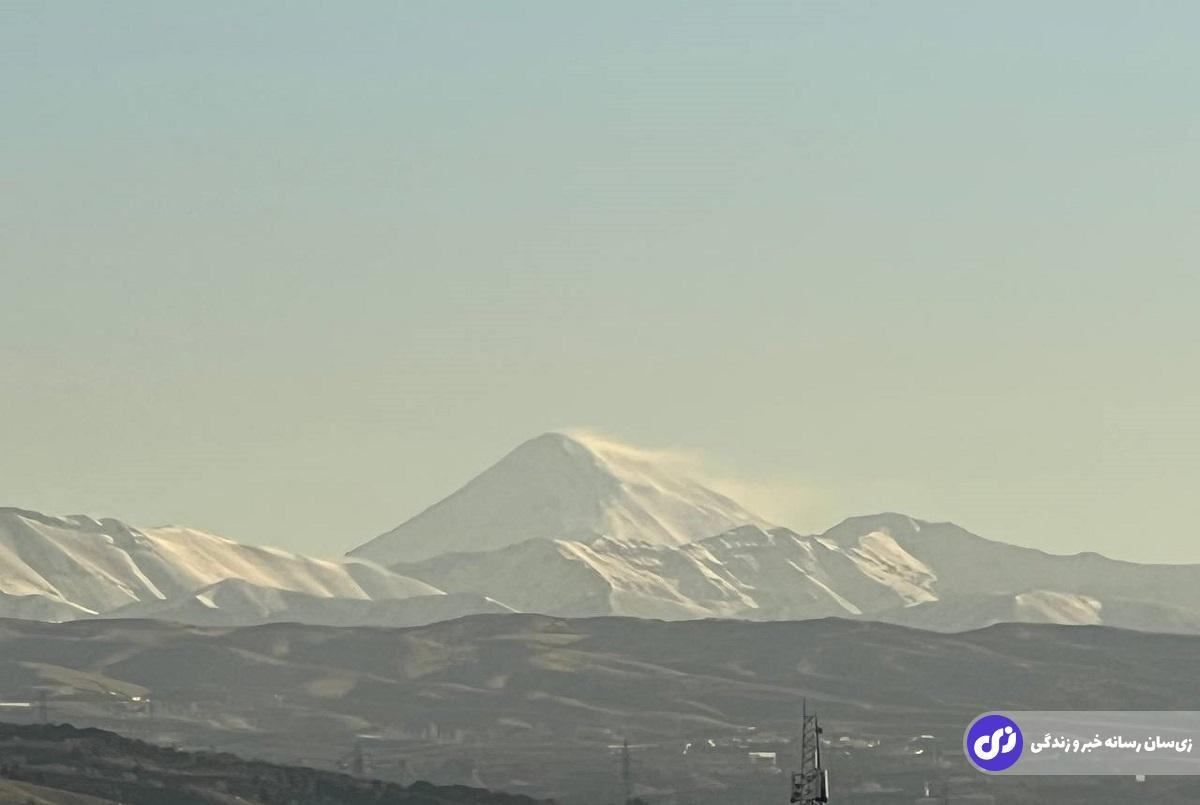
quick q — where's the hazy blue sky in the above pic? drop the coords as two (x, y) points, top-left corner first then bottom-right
(3, 2), (1198, 561)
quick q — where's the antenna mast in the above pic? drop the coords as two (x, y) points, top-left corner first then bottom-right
(791, 699), (830, 804)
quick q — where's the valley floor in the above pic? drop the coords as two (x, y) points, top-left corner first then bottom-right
(3, 615), (1200, 803)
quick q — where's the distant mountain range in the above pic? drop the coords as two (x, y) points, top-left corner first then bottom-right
(4, 432), (1199, 634)
(3, 615), (1199, 803)
(388, 515), (1200, 633)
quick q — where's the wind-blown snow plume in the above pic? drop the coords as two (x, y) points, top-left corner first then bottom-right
(349, 431), (774, 565)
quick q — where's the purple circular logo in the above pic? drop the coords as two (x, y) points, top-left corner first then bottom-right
(965, 713), (1023, 773)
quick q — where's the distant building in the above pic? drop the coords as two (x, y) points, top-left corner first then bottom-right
(747, 751), (777, 770)
(914, 795), (995, 804)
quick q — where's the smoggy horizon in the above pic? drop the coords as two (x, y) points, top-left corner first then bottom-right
(4, 3), (1198, 562)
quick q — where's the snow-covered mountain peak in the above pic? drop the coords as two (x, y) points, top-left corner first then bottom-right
(349, 432), (772, 565)
(821, 512), (931, 543)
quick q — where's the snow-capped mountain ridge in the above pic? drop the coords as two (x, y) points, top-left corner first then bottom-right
(109, 577), (514, 627)
(0, 507), (500, 626)
(10, 432), (1200, 634)
(387, 513), (1200, 634)
(9, 500), (1200, 633)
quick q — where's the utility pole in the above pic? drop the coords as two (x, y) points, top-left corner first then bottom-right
(791, 699), (830, 804)
(621, 738), (633, 803)
(351, 741), (365, 776)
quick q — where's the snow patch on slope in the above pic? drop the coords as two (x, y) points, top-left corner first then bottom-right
(843, 531), (937, 605)
(1013, 590), (1103, 625)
